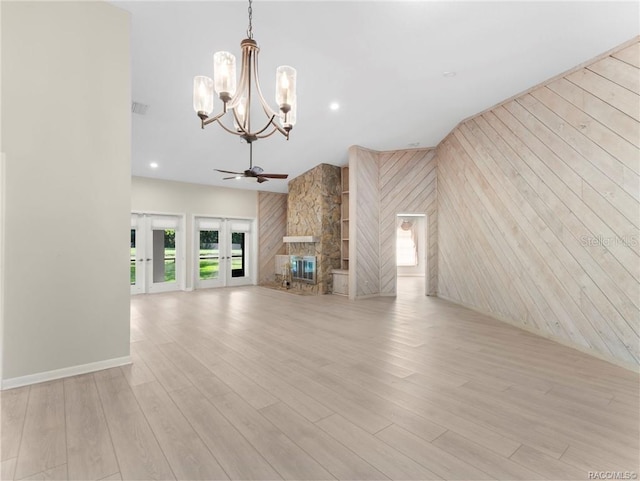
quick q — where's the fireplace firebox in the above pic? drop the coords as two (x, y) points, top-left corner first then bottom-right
(290, 256), (317, 284)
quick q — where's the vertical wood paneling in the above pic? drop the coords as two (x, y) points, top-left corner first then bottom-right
(436, 40), (640, 367)
(379, 149), (438, 295)
(257, 192), (287, 284)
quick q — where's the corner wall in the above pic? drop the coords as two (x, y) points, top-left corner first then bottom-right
(379, 149), (438, 295)
(1, 2), (131, 384)
(436, 40), (639, 367)
(349, 147), (380, 298)
(349, 146), (438, 299)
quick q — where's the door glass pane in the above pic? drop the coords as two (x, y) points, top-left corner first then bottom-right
(199, 230), (219, 280)
(130, 229), (136, 285)
(231, 232), (245, 278)
(153, 229), (176, 283)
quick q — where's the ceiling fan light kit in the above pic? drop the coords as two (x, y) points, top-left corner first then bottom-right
(193, 0), (297, 144)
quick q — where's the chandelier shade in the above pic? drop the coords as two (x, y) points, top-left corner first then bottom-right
(276, 66), (296, 114)
(213, 51), (237, 100)
(193, 0), (297, 144)
(193, 76), (214, 115)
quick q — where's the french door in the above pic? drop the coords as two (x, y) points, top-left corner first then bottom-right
(131, 214), (184, 294)
(195, 217), (253, 289)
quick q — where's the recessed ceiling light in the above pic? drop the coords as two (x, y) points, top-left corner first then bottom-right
(407, 142), (420, 147)
(235, 176), (242, 180)
(149, 162), (159, 169)
(443, 71), (457, 77)
(329, 102), (340, 111)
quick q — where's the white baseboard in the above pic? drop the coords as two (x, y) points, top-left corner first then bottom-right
(1, 355), (132, 390)
(436, 294), (639, 374)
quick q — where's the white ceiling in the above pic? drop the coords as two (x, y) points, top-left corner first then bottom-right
(115, 1), (639, 193)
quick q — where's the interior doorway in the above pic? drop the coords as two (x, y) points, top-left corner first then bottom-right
(396, 213), (426, 297)
(130, 213), (185, 295)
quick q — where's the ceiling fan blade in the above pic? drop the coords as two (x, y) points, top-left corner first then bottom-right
(215, 169), (243, 175)
(260, 173), (289, 179)
(222, 176), (242, 180)
(256, 177), (269, 183)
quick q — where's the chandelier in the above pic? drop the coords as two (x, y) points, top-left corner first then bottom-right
(400, 220), (413, 231)
(192, 0), (297, 144)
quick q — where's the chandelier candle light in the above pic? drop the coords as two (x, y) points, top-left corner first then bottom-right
(193, 0), (297, 143)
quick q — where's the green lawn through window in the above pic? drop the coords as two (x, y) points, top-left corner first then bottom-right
(130, 248), (243, 285)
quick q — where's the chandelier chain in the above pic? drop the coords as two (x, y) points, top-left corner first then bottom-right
(247, 0), (253, 39)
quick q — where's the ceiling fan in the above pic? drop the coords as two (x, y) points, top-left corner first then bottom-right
(215, 143), (288, 183)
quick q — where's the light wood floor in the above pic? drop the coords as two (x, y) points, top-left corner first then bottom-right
(2, 278), (639, 480)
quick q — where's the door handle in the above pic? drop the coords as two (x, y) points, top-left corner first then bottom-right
(146, 258), (152, 261)
(138, 258), (144, 262)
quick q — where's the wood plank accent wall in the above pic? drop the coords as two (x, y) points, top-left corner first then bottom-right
(436, 41), (640, 367)
(257, 192), (287, 285)
(349, 146), (380, 298)
(348, 146), (439, 299)
(379, 149), (438, 296)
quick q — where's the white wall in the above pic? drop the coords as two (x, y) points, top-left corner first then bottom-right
(131, 176), (258, 289)
(0, 154), (5, 382)
(1, 2), (131, 384)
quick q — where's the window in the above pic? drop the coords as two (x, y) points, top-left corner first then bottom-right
(396, 222), (418, 267)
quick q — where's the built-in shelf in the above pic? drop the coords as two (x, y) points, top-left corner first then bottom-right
(283, 236), (319, 243)
(333, 165), (350, 295)
(340, 167), (349, 271)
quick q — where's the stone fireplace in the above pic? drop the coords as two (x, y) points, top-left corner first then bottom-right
(280, 163), (341, 294)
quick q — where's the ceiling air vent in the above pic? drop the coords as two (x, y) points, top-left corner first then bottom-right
(131, 101), (149, 115)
